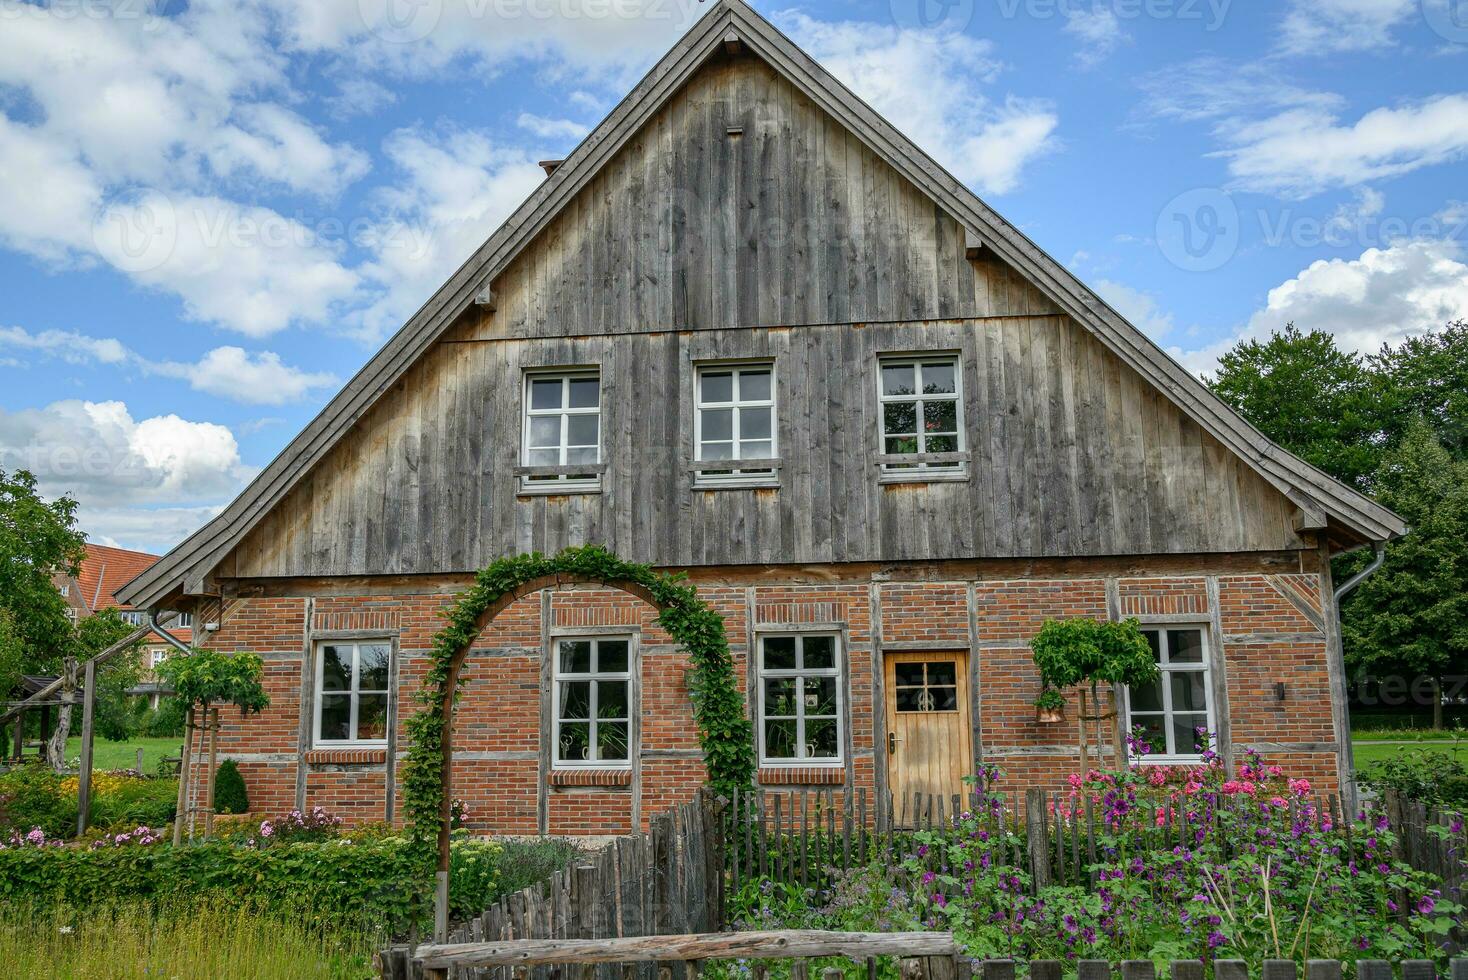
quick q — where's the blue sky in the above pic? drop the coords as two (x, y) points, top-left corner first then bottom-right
(0, 0), (1464, 554)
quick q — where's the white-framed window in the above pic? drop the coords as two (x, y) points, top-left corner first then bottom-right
(118, 610), (148, 626)
(694, 363), (777, 484)
(150, 650), (167, 668)
(757, 633), (843, 767)
(167, 611), (193, 628)
(59, 584), (70, 597)
(314, 640), (391, 746)
(877, 355), (964, 474)
(553, 636), (633, 768)
(63, 607), (78, 623)
(521, 370), (602, 492)
(1126, 626), (1215, 761)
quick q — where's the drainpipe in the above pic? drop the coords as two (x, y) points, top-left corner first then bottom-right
(1328, 538), (1391, 816)
(1334, 539), (1389, 603)
(149, 608), (193, 655)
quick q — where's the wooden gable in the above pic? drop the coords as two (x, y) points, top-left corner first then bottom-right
(120, 0), (1400, 607)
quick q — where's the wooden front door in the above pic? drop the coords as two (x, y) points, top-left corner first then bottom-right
(883, 652), (973, 824)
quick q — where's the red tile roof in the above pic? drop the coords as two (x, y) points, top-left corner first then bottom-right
(77, 543), (159, 612)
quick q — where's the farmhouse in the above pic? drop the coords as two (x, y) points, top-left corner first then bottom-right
(116, 0), (1403, 836)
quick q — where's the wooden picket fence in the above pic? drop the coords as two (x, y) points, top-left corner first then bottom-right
(725, 784), (1467, 900)
(377, 792), (726, 980)
(403, 929), (1468, 980)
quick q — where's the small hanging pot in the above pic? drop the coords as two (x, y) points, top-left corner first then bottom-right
(1036, 705), (1065, 724)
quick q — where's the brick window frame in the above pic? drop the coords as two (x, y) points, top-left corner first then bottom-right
(1124, 625), (1217, 763)
(550, 633), (637, 771)
(755, 632), (845, 769)
(312, 639), (392, 748)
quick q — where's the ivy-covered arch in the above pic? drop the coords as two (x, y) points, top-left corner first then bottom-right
(400, 546), (754, 935)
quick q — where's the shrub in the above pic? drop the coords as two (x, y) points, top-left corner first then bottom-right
(490, 837), (581, 897)
(0, 833), (504, 934)
(140, 697), (187, 737)
(1359, 745), (1468, 807)
(89, 777), (177, 830)
(0, 764), (74, 838)
(214, 760), (248, 815)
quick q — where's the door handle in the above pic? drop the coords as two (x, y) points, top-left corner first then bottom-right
(888, 731), (900, 754)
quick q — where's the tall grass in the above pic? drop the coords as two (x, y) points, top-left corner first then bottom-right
(0, 902), (380, 979)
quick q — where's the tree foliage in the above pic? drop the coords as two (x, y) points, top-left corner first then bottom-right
(1207, 324), (1386, 491)
(0, 469), (86, 677)
(1368, 320), (1468, 459)
(1030, 618), (1159, 691)
(156, 649), (270, 715)
(69, 609), (147, 742)
(1341, 422), (1468, 693)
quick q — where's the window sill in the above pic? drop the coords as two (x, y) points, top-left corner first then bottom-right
(757, 766), (845, 786)
(517, 483), (602, 497)
(878, 470), (969, 486)
(693, 478), (781, 492)
(304, 748), (387, 765)
(547, 768), (633, 788)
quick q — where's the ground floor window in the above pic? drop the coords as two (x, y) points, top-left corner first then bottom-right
(1126, 626), (1213, 760)
(314, 640), (391, 745)
(553, 636), (632, 767)
(757, 633), (843, 766)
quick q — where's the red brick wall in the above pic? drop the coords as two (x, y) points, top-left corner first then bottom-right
(194, 565), (1341, 835)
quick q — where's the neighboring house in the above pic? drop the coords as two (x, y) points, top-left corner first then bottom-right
(116, 1), (1404, 834)
(54, 543), (192, 707)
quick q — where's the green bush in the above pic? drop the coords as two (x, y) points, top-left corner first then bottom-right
(140, 697), (187, 738)
(89, 777), (177, 830)
(1359, 745), (1468, 806)
(0, 835), (504, 934)
(214, 760), (248, 815)
(490, 837), (581, 896)
(0, 764), (75, 838)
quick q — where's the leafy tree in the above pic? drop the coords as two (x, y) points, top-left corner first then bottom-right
(1370, 321), (1468, 460)
(0, 469), (86, 674)
(1342, 422), (1468, 729)
(0, 609), (24, 701)
(71, 609), (146, 742)
(1207, 324), (1385, 492)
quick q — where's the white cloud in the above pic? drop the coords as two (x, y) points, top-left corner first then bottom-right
(1218, 95), (1468, 198)
(1278, 0), (1416, 55)
(1064, 9), (1128, 68)
(775, 13), (1059, 195)
(353, 126), (546, 342)
(153, 347), (339, 405)
(1094, 279), (1177, 340)
(1176, 238), (1468, 374)
(517, 113), (591, 141)
(0, 327), (337, 405)
(74, 505), (225, 557)
(0, 400), (255, 510)
(1139, 58), (1344, 125)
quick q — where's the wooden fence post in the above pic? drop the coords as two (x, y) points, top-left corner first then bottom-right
(1306, 962), (1343, 980)
(1025, 789), (1050, 890)
(204, 706), (219, 838)
(1216, 961), (1249, 980)
(75, 658), (97, 836)
(172, 706), (194, 846)
(1263, 961), (1298, 980)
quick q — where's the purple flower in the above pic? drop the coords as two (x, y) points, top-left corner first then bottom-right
(1207, 931), (1227, 949)
(1416, 897), (1436, 916)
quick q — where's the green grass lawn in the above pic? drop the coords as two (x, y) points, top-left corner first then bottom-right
(64, 735), (183, 773)
(1351, 737), (1468, 768)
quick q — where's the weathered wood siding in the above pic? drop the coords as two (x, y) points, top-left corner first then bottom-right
(459, 54), (1058, 340)
(229, 314), (1302, 578)
(222, 51), (1303, 580)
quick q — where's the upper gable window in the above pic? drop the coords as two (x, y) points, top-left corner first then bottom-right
(694, 363), (778, 487)
(877, 355), (966, 479)
(521, 370), (602, 493)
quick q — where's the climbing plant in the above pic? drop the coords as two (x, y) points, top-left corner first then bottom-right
(400, 546), (754, 876)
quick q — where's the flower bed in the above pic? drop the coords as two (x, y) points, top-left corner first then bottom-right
(731, 740), (1464, 965)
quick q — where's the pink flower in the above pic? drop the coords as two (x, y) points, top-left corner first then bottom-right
(1068, 773), (1083, 789)
(1288, 778), (1312, 797)
(1147, 768), (1168, 787)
